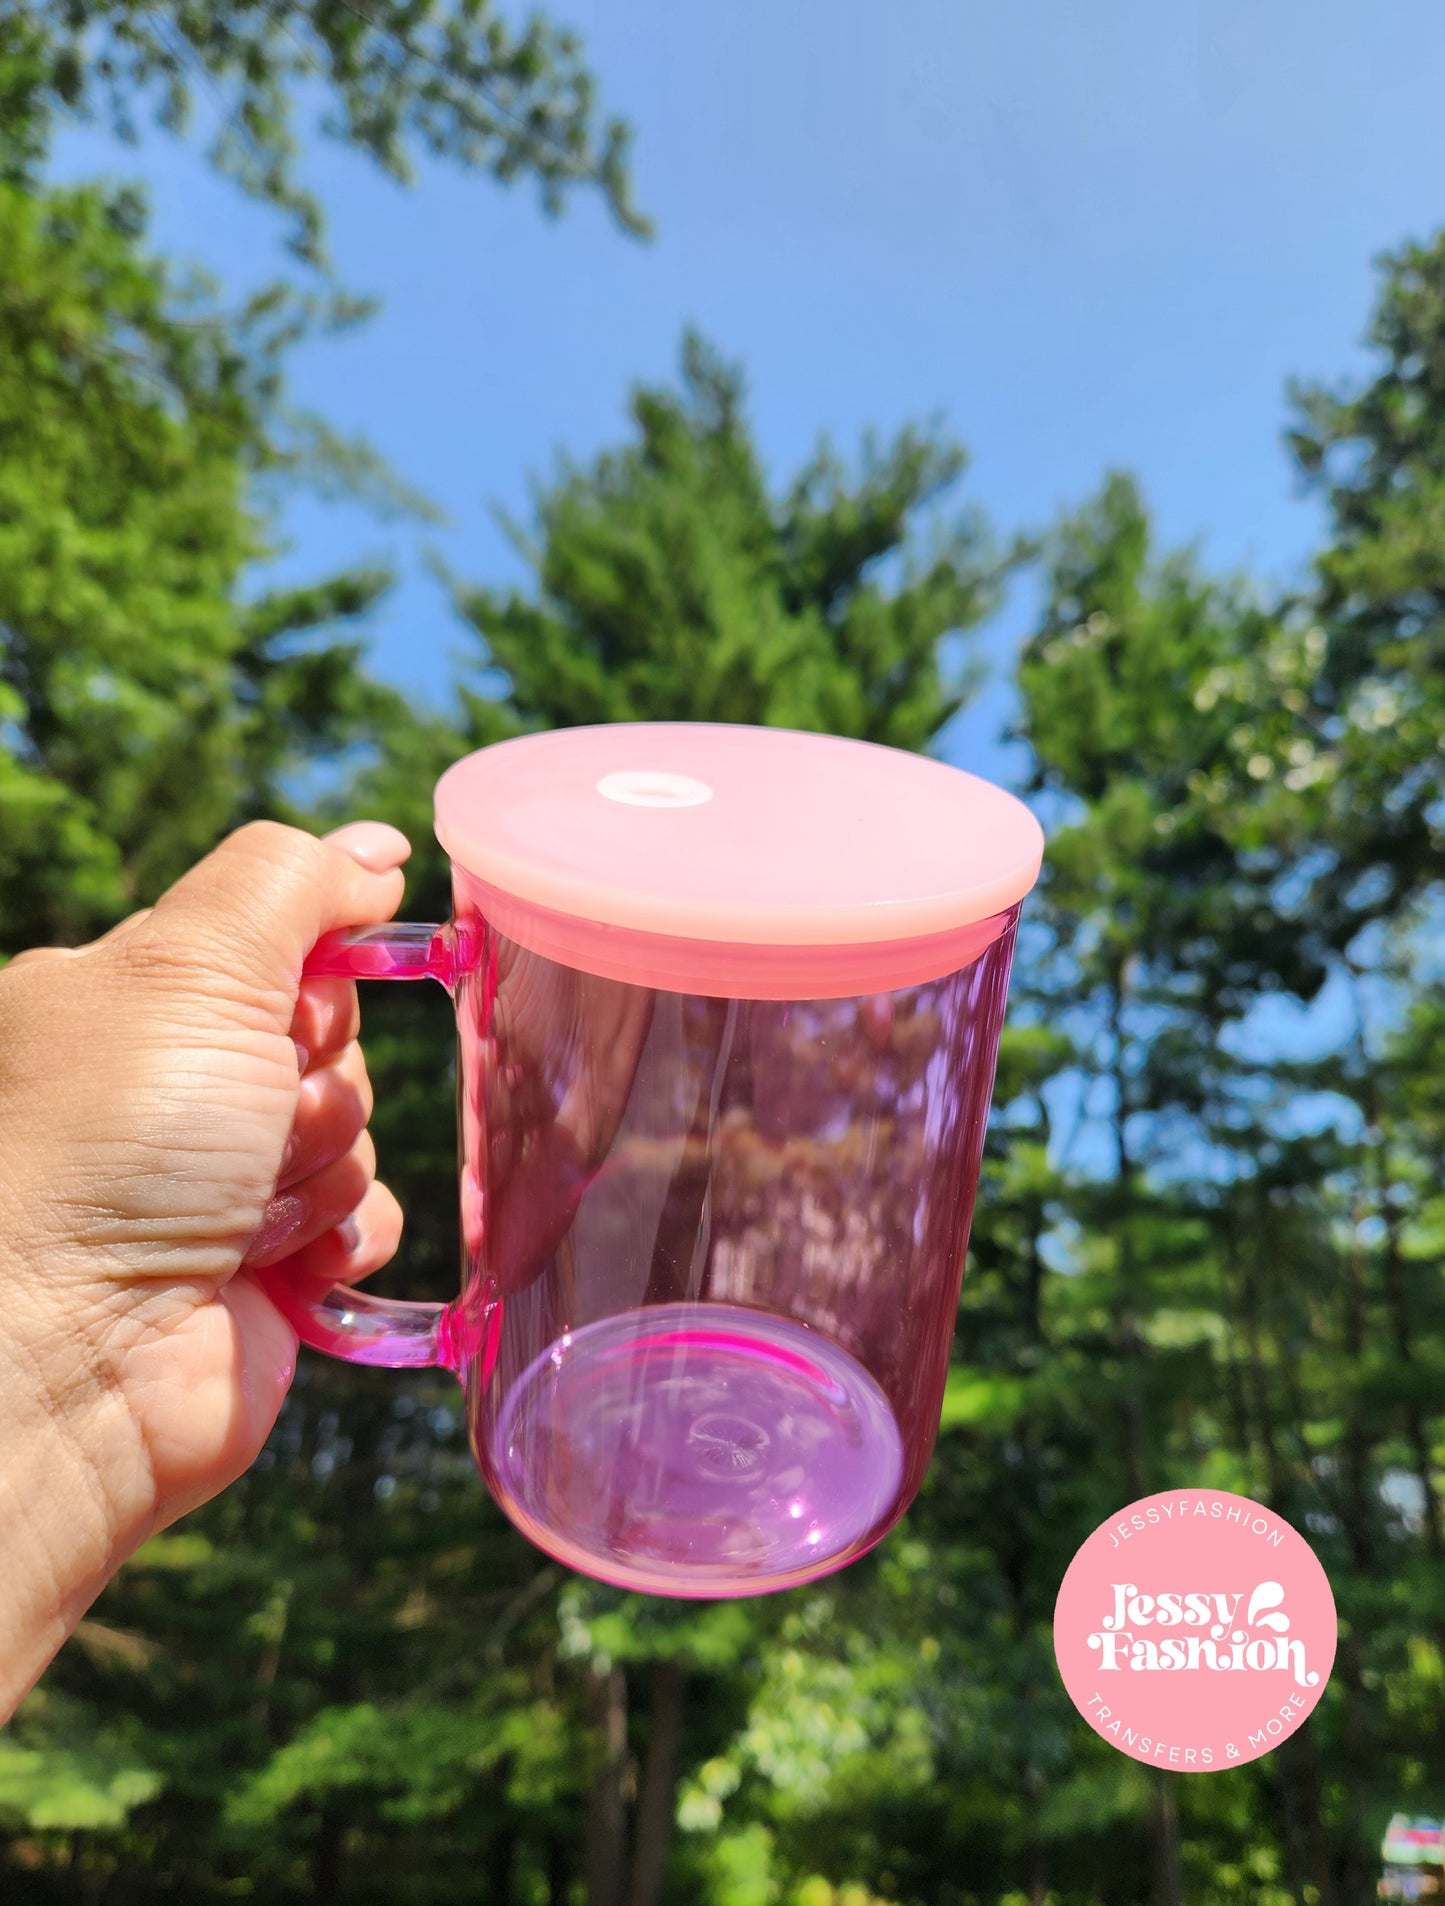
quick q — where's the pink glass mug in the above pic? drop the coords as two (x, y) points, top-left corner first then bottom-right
(263, 725), (1042, 1597)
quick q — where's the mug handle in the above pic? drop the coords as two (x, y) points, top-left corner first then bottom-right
(253, 922), (470, 1374)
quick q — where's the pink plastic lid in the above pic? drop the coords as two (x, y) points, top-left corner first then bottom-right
(434, 724), (1043, 998)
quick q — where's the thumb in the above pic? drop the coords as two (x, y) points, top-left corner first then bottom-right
(137, 820), (411, 1000)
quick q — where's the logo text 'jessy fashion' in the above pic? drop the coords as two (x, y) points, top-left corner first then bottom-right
(1088, 1580), (1322, 1686)
(1054, 1491), (1337, 1771)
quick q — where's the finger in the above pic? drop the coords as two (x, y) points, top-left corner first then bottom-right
(277, 1041), (373, 1190)
(242, 1129), (377, 1268)
(290, 976), (361, 1070)
(262, 1179), (404, 1290)
(323, 821), (411, 872)
(137, 820), (412, 1000)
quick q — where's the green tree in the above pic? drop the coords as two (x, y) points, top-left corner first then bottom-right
(452, 332), (1000, 747)
(1231, 232), (1445, 961)
(4, 0), (645, 262)
(0, 166), (412, 955)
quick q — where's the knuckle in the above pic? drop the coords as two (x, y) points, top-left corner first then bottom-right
(231, 818), (310, 857)
(338, 987), (363, 1045)
(330, 1070), (373, 1144)
(340, 1036), (372, 1087)
(224, 820), (327, 882)
(346, 1066), (375, 1131)
(311, 1044), (372, 1132)
(112, 921), (211, 990)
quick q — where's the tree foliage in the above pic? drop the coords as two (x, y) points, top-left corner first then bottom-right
(3, 0), (646, 261)
(0, 168), (405, 953)
(1281, 236), (1445, 930)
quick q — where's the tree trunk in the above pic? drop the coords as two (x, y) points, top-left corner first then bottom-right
(1110, 973), (1147, 1502)
(628, 1662), (686, 1906)
(548, 1835), (575, 1906)
(1335, 1200), (1378, 1897)
(1235, 1214), (1291, 1510)
(585, 1665), (630, 1906)
(1276, 1727), (1339, 1906)
(1335, 1631), (1375, 1905)
(312, 1806), (345, 1900)
(1024, 1761), (1049, 1906)
(248, 1582), (293, 1742)
(1149, 1775), (1182, 1906)
(1377, 1148), (1443, 1556)
(1026, 1844), (1048, 1906)
(488, 1820), (518, 1902)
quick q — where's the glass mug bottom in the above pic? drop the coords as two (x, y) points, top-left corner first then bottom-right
(483, 1302), (904, 1598)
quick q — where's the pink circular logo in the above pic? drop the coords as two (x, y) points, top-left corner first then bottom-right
(1053, 1489), (1337, 1772)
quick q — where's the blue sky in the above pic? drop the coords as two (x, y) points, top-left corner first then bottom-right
(57, 0), (1445, 783)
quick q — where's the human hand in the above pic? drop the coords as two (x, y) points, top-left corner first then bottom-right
(0, 820), (410, 1717)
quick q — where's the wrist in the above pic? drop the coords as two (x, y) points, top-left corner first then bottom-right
(0, 1281), (157, 1719)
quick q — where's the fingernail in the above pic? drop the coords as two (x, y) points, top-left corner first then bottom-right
(280, 1128), (301, 1177)
(323, 821), (411, 873)
(335, 1214), (363, 1254)
(243, 1194), (308, 1265)
(293, 1040), (309, 1076)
